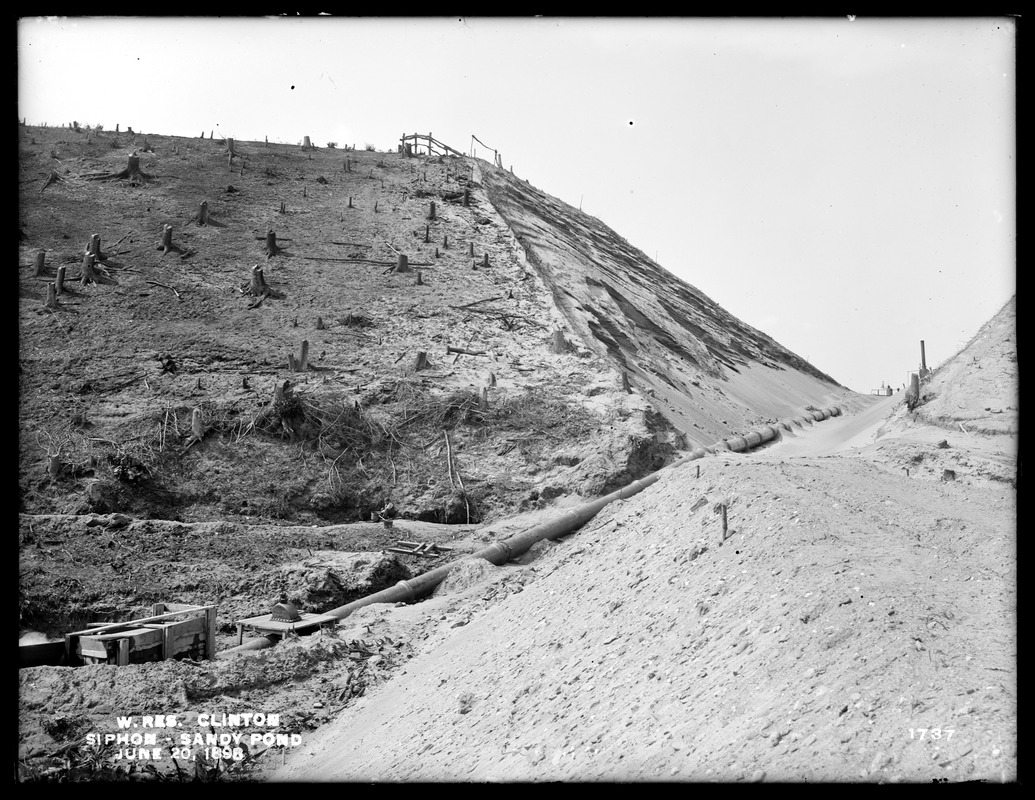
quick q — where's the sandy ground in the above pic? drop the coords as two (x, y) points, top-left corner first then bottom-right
(270, 391), (1016, 783)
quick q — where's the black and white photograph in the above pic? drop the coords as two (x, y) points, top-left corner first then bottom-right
(17, 16), (1016, 783)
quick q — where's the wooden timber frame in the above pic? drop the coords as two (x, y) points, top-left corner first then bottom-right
(399, 132), (466, 158)
(63, 603), (217, 667)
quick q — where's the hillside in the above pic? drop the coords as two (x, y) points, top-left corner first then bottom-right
(18, 125), (846, 531)
(18, 125), (1014, 784)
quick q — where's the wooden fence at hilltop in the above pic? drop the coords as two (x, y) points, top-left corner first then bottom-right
(399, 132), (506, 169)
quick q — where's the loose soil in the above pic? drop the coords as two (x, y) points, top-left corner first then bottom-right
(17, 123), (1016, 784)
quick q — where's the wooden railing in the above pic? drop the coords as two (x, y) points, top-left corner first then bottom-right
(399, 132), (466, 158)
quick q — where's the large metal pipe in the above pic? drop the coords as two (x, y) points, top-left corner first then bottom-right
(217, 406), (842, 657)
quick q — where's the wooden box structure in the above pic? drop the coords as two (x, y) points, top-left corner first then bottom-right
(64, 603), (217, 667)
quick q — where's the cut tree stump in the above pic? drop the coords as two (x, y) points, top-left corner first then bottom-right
(412, 351), (429, 372)
(196, 201), (210, 226)
(482, 252), (489, 267)
(427, 201), (436, 220)
(443, 234), (449, 249)
(463, 188), (470, 207)
(303, 136), (312, 149)
(316, 316), (325, 330)
(55, 265), (66, 295)
(551, 330), (570, 354)
(33, 250), (46, 277)
(45, 283), (58, 310)
(88, 152), (156, 184)
(183, 408), (208, 450)
(416, 270), (424, 285)
(247, 264), (269, 296)
(80, 253), (117, 286)
(468, 242), (475, 257)
(40, 170), (62, 194)
(288, 341), (310, 372)
(394, 254), (410, 273)
(423, 224), (430, 243)
(87, 233), (105, 262)
(156, 224), (176, 254)
(265, 229), (280, 259)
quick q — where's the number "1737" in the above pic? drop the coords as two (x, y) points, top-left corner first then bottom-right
(909, 728), (955, 740)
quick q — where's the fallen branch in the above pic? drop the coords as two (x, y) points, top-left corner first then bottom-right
(446, 345), (488, 357)
(146, 280), (181, 298)
(450, 295), (506, 310)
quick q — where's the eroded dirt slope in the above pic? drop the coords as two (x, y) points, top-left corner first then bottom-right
(479, 162), (846, 445)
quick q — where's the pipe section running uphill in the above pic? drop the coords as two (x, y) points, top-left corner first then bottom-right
(216, 406), (841, 657)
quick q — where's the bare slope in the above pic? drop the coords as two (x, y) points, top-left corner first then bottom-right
(270, 302), (1016, 783)
(478, 162), (848, 445)
(914, 295), (1017, 436)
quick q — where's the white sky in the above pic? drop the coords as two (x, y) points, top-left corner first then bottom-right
(18, 16), (1016, 393)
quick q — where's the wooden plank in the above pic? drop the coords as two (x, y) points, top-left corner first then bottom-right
(79, 639), (111, 659)
(65, 606), (215, 637)
(206, 607), (217, 660)
(85, 627), (165, 647)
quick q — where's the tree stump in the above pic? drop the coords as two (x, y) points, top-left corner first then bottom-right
(394, 254), (410, 273)
(88, 233), (105, 261)
(248, 264), (269, 296)
(33, 250), (46, 276)
(157, 224), (174, 254)
(45, 282), (58, 310)
(427, 201), (436, 220)
(468, 242), (475, 257)
(56, 265), (66, 295)
(482, 252), (489, 267)
(316, 316), (325, 330)
(424, 224), (430, 243)
(299, 340), (309, 372)
(551, 330), (569, 354)
(443, 234), (449, 249)
(80, 252), (116, 286)
(40, 170), (62, 194)
(279, 201), (286, 214)
(374, 201), (378, 213)
(265, 229), (279, 259)
(303, 136), (312, 149)
(197, 201), (210, 225)
(463, 188), (470, 207)
(416, 269), (424, 285)
(91, 152), (155, 183)
(348, 196), (353, 208)
(413, 351), (428, 372)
